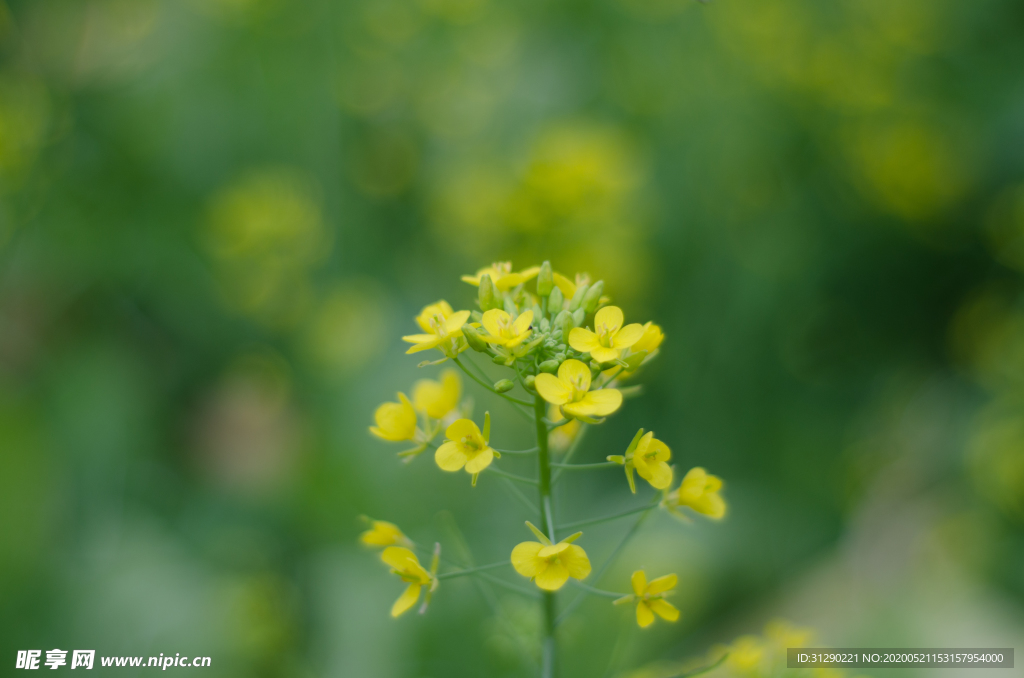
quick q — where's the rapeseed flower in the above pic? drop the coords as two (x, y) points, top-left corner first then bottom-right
(435, 414), (498, 485)
(663, 467), (726, 519)
(549, 404), (581, 452)
(370, 393), (417, 441)
(511, 522), (591, 591)
(360, 517), (413, 549)
(461, 262), (541, 291)
(613, 570), (680, 628)
(413, 369), (461, 419)
(568, 306), (644, 364)
(631, 322), (664, 354)
(381, 546), (437, 617)
(535, 359), (622, 421)
(479, 309), (533, 348)
(610, 430), (673, 492)
(402, 300), (471, 356)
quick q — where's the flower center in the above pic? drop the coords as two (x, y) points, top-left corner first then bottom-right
(459, 436), (482, 453)
(570, 375), (588, 401)
(596, 323), (615, 348)
(428, 314), (447, 335)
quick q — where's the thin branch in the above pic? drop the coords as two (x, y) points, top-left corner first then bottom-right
(557, 502), (658, 532)
(568, 579), (623, 599)
(493, 446), (539, 455)
(454, 357), (533, 406)
(438, 561), (511, 580)
(485, 466), (538, 485)
(500, 477), (539, 514)
(475, 571), (541, 599)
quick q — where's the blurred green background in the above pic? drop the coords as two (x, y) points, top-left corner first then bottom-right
(2, 0), (1024, 675)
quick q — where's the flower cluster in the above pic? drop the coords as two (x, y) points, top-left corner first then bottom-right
(364, 261), (729, 671)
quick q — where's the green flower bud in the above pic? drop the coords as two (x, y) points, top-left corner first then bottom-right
(572, 308), (585, 328)
(537, 261), (553, 297)
(566, 283), (589, 312)
(523, 375), (536, 392)
(554, 310), (575, 338)
(479, 274), (499, 311)
(462, 324), (488, 352)
(548, 286), (564, 315)
(494, 379), (515, 393)
(582, 280), (604, 314)
(503, 295), (518, 315)
(492, 354), (508, 365)
(539, 359), (559, 373)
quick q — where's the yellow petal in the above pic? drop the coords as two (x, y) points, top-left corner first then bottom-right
(679, 467), (708, 501)
(464, 447), (494, 474)
(391, 583), (421, 617)
(636, 601), (655, 628)
(537, 542), (569, 559)
(705, 474), (723, 492)
(638, 461), (673, 490)
(443, 310), (471, 335)
(435, 441), (468, 471)
(612, 323), (645, 349)
(402, 333), (438, 345)
(534, 561), (570, 591)
(560, 544), (591, 580)
(372, 397), (417, 441)
(595, 306), (624, 333)
(646, 574), (677, 595)
(535, 373), (571, 405)
(645, 437), (671, 463)
(565, 389), (622, 418)
(557, 359), (592, 392)
(511, 541), (545, 577)
(553, 272), (576, 298)
(695, 492), (726, 519)
(481, 309), (510, 339)
(589, 346), (620, 364)
(415, 300), (454, 332)
(512, 310), (534, 335)
(445, 418), (481, 441)
(404, 336), (442, 354)
(631, 570), (647, 597)
(568, 328), (600, 353)
(649, 599), (680, 622)
(360, 521), (405, 547)
(632, 322), (664, 353)
(381, 546), (419, 571)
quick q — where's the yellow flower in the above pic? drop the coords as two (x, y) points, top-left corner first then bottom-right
(413, 369), (461, 419)
(479, 309), (534, 348)
(461, 262), (541, 291)
(370, 393), (417, 441)
(511, 522), (591, 591)
(534, 359), (622, 420)
(664, 467), (726, 519)
(632, 432), (673, 490)
(726, 635), (765, 672)
(614, 570), (680, 628)
(359, 517), (413, 549)
(552, 271), (583, 298)
(381, 546), (436, 617)
(435, 415), (498, 484)
(402, 301), (471, 356)
(631, 322), (664, 354)
(568, 306), (645, 364)
(548, 404), (581, 452)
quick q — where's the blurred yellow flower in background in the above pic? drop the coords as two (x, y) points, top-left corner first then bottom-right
(413, 369), (462, 419)
(548, 404), (581, 452)
(461, 262), (540, 291)
(535, 359), (622, 420)
(370, 393), (417, 442)
(664, 467), (726, 520)
(359, 518), (413, 549)
(381, 546), (435, 617)
(402, 304), (471, 356)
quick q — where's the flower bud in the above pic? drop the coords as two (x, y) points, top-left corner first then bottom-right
(548, 286), (564, 314)
(462, 324), (488, 352)
(537, 261), (553, 297)
(582, 280), (604, 313)
(494, 379), (515, 393)
(539, 359), (559, 373)
(554, 310), (575, 338)
(479, 274), (499, 311)
(492, 354), (508, 365)
(523, 375), (536, 392)
(567, 283), (589, 312)
(572, 308), (585, 328)
(503, 295), (518, 315)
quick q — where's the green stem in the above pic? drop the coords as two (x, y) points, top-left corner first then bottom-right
(534, 395), (557, 678)
(453, 357), (534, 415)
(437, 561), (511, 580)
(493, 446), (539, 455)
(557, 502), (657, 532)
(568, 580), (623, 599)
